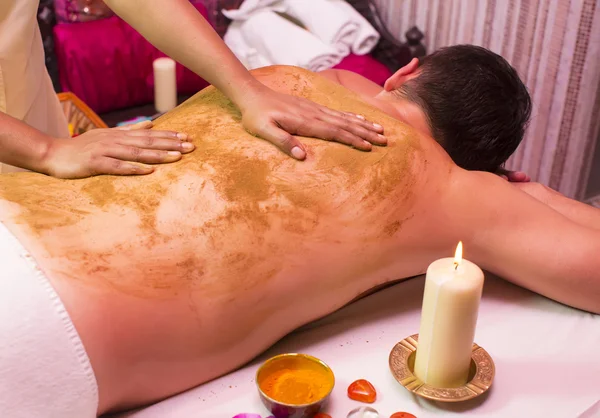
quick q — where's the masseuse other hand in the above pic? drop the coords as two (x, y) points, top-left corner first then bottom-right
(42, 121), (194, 179)
(240, 86), (386, 160)
(496, 167), (531, 182)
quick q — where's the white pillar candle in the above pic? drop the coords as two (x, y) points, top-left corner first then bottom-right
(414, 242), (484, 388)
(153, 57), (177, 113)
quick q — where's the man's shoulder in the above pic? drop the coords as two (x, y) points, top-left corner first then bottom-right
(249, 65), (314, 80)
(249, 66), (355, 88)
(249, 66), (382, 98)
(249, 66), (350, 101)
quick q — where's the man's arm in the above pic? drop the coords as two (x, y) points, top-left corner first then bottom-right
(514, 181), (600, 230)
(451, 170), (600, 314)
(103, 0), (386, 159)
(0, 112), (192, 178)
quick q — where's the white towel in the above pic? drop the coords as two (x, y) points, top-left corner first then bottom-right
(222, 0), (285, 20)
(332, 0), (380, 55)
(238, 10), (343, 72)
(246, 49), (274, 69)
(223, 21), (251, 68)
(224, 21), (273, 69)
(282, 0), (359, 55)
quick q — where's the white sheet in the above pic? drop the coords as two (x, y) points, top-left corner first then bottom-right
(115, 275), (600, 418)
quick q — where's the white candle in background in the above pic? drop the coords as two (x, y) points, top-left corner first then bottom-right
(153, 57), (177, 113)
(414, 242), (484, 388)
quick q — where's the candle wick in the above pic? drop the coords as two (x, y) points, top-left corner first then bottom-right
(454, 262), (459, 270)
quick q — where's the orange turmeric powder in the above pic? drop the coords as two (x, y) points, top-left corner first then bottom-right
(261, 368), (331, 404)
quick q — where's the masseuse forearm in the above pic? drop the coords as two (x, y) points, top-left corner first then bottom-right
(0, 112), (52, 174)
(103, 0), (263, 111)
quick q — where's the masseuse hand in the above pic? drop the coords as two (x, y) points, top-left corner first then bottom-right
(42, 121), (194, 178)
(239, 86), (386, 160)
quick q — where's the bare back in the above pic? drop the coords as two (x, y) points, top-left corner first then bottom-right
(0, 66), (461, 413)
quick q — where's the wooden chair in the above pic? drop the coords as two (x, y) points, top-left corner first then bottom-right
(58, 92), (108, 136)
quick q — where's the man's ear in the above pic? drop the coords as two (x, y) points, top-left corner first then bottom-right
(383, 58), (420, 92)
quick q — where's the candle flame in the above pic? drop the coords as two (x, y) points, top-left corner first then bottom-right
(454, 241), (463, 270)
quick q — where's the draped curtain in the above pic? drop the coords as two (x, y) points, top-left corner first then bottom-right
(374, 0), (600, 199)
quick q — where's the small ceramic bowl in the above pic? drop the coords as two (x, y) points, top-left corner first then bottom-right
(256, 353), (335, 418)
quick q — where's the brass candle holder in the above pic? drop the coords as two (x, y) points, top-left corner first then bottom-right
(389, 334), (495, 402)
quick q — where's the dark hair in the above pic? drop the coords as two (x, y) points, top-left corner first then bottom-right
(395, 45), (532, 172)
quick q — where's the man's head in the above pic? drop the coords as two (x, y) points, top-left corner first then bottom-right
(378, 45), (532, 172)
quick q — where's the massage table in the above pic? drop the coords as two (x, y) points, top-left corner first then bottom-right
(115, 275), (600, 418)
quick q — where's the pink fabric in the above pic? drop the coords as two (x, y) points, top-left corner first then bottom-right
(53, 3), (210, 114)
(333, 53), (392, 86)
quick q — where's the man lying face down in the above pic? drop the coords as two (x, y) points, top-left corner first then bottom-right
(0, 58), (598, 418)
(321, 45), (532, 177)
